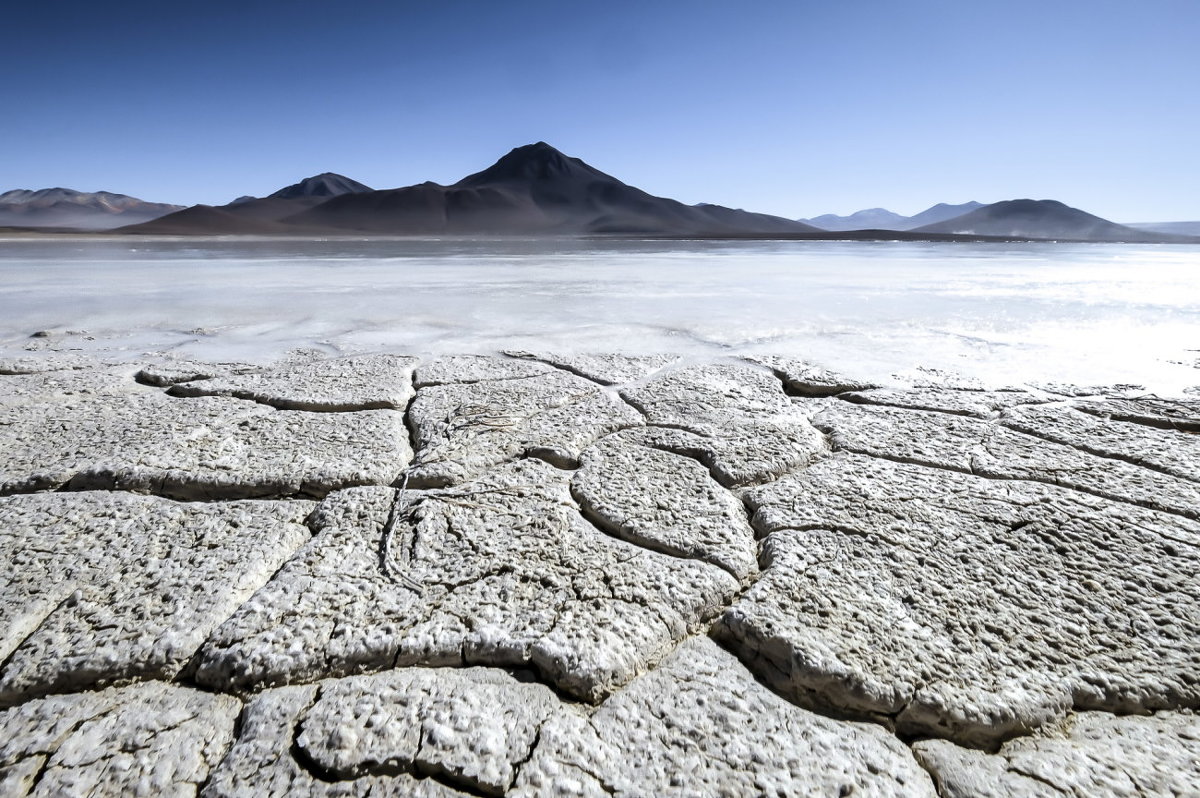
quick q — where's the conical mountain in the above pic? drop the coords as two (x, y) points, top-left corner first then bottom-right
(268, 172), (372, 200)
(913, 199), (1175, 242)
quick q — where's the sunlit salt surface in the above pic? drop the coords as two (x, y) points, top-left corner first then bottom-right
(1, 236), (1198, 392)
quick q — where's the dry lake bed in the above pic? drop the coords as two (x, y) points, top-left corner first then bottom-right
(1, 239), (1199, 796)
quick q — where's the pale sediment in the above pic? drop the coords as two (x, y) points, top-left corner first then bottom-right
(1, 351), (1197, 796)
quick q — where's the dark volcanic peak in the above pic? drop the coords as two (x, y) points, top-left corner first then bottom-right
(455, 142), (618, 187)
(268, 172), (372, 200)
(912, 199), (1173, 242)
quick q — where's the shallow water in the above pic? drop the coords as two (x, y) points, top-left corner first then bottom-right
(1, 236), (1198, 392)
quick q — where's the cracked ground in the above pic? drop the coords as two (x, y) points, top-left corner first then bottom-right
(1, 351), (1198, 796)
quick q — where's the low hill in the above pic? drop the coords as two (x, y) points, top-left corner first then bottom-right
(913, 199), (1184, 242)
(0, 188), (183, 230)
(118, 205), (303, 235)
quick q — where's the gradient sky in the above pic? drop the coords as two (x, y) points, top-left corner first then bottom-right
(4, 0), (1197, 221)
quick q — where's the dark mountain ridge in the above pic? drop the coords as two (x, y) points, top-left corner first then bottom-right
(123, 143), (818, 236)
(280, 143), (816, 235)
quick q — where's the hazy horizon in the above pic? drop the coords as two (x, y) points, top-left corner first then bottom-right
(2, 0), (1197, 222)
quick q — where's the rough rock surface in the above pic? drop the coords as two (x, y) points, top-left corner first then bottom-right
(815, 400), (1200, 519)
(0, 365), (140, 406)
(840, 386), (1051, 417)
(3, 353), (1199, 794)
(299, 668), (558, 795)
(571, 428), (758, 580)
(0, 393), (410, 498)
(745, 354), (878, 396)
(209, 642), (936, 798)
(0, 681), (239, 797)
(407, 370), (641, 486)
(914, 711), (1200, 797)
(1003, 402), (1200, 484)
(135, 358), (258, 387)
(0, 353), (110, 375)
(167, 354), (418, 411)
(620, 363), (826, 485)
(0, 491), (312, 702)
(513, 637), (936, 797)
(1075, 396), (1200, 432)
(1031, 381), (1145, 398)
(720, 453), (1200, 746)
(892, 366), (992, 390)
(413, 355), (551, 388)
(505, 351), (677, 386)
(202, 684), (463, 797)
(195, 460), (736, 702)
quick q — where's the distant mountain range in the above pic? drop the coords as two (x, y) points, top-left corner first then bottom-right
(123, 143), (816, 236)
(801, 202), (984, 231)
(2, 144), (1195, 242)
(802, 199), (1196, 242)
(0, 189), (183, 230)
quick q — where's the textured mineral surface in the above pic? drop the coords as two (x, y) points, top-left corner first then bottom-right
(2, 352), (1198, 796)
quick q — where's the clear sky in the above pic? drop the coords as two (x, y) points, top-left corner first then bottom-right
(3, 0), (1197, 221)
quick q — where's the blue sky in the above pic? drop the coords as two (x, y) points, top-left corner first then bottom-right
(3, 0), (1197, 220)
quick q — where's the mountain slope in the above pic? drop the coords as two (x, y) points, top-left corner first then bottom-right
(124, 172), (371, 234)
(0, 188), (183, 229)
(903, 201), (984, 228)
(283, 143), (818, 235)
(117, 205), (304, 235)
(913, 199), (1178, 242)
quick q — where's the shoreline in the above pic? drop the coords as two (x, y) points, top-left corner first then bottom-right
(4, 226), (1200, 244)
